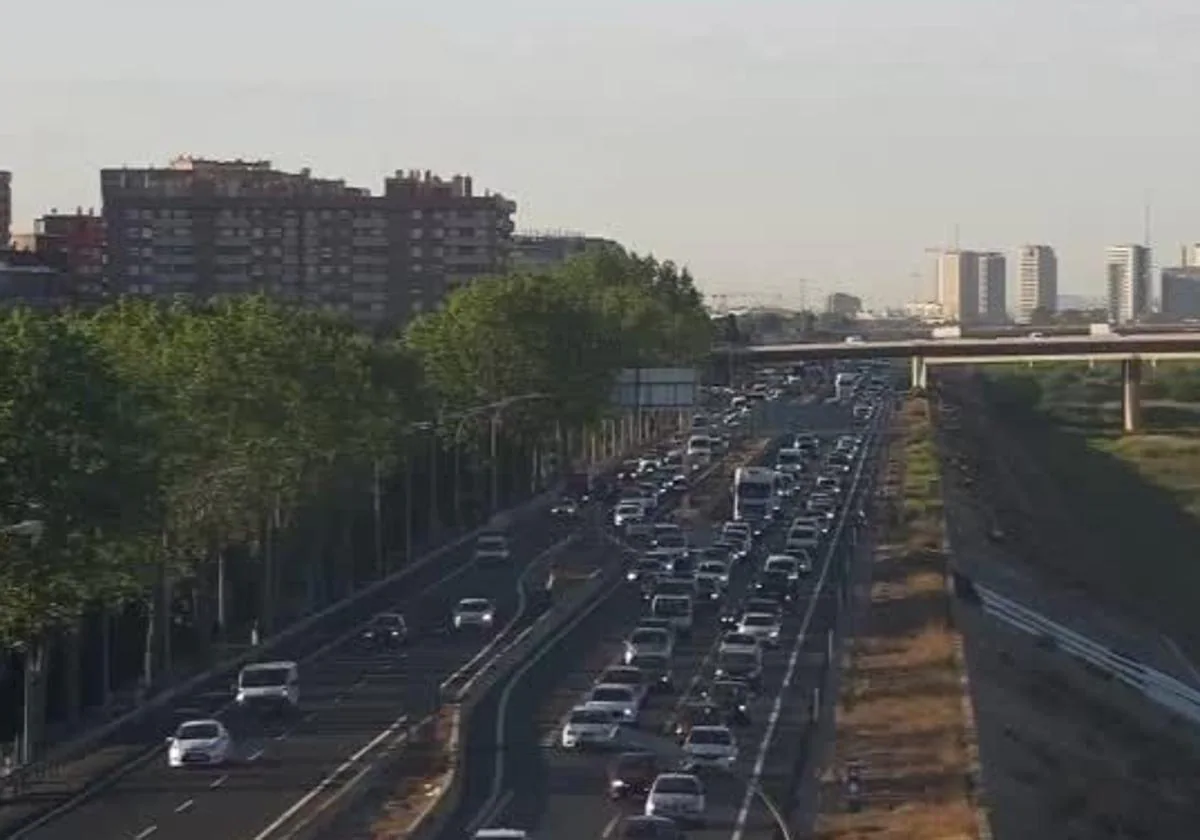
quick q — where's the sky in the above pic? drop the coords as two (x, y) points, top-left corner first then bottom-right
(3, 0), (1200, 310)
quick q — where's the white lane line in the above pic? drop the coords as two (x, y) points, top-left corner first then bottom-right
(250, 713), (408, 840)
(601, 809), (623, 839)
(133, 827), (158, 840)
(732, 421), (879, 840)
(1162, 634), (1200, 686)
(304, 712), (316, 723)
(248, 748), (264, 762)
(274, 731), (289, 741)
(210, 774), (228, 789)
(174, 799), (194, 813)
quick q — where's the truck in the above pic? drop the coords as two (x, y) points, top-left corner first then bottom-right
(834, 372), (858, 402)
(732, 467), (780, 531)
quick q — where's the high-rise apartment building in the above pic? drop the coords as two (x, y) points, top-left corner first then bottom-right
(1016, 244), (1058, 323)
(35, 208), (107, 303)
(977, 252), (1007, 324)
(1105, 244), (1151, 324)
(1161, 266), (1200, 319)
(825, 292), (863, 318)
(0, 171), (11, 248)
(936, 250), (980, 323)
(101, 157), (515, 328)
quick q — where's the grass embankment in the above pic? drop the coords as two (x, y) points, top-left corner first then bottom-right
(982, 370), (1200, 661)
(816, 396), (983, 839)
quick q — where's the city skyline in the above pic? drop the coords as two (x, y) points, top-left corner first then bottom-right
(5, 0), (1200, 310)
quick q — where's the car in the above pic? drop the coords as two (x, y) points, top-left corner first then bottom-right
(651, 594), (694, 637)
(694, 576), (722, 605)
(617, 815), (683, 839)
(235, 660), (300, 713)
(718, 631), (761, 656)
(672, 698), (726, 743)
(625, 628), (675, 664)
(785, 525), (819, 550)
(608, 750), (663, 800)
(586, 684), (640, 725)
(645, 773), (706, 825)
(703, 679), (753, 726)
(473, 533), (511, 564)
(815, 475), (841, 494)
(472, 831), (529, 840)
(599, 665), (650, 707)
(628, 652), (675, 693)
(561, 705), (621, 749)
(715, 647), (763, 690)
(754, 570), (795, 604)
(784, 548), (815, 575)
(550, 497), (580, 516)
(697, 560), (730, 588)
(763, 555), (800, 583)
(627, 557), (668, 583)
(682, 725), (738, 770)
(166, 718), (232, 767)
(361, 612), (408, 648)
(738, 612), (782, 648)
(669, 553), (697, 578)
(614, 502), (648, 530)
(453, 598), (496, 630)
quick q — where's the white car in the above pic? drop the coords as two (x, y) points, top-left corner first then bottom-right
(815, 475), (841, 495)
(645, 773), (706, 825)
(167, 719), (232, 767)
(614, 502), (648, 531)
(561, 705), (620, 749)
(737, 612), (782, 648)
(586, 684), (640, 725)
(697, 561), (730, 588)
(719, 631), (762, 656)
(652, 529), (689, 558)
(598, 665), (650, 707)
(785, 527), (819, 551)
(453, 598), (495, 630)
(473, 533), (511, 564)
(682, 725), (738, 770)
(763, 555), (800, 583)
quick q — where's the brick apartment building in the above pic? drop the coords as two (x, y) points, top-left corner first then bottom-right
(0, 171), (11, 247)
(101, 157), (516, 328)
(35, 208), (107, 303)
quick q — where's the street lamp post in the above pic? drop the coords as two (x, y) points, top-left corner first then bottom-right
(449, 393), (550, 524)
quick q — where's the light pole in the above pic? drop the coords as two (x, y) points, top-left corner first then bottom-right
(405, 421), (434, 563)
(2, 520), (45, 765)
(449, 393), (550, 523)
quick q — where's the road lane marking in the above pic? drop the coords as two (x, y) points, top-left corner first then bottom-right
(133, 827), (157, 840)
(248, 748), (264, 762)
(250, 713), (409, 840)
(210, 774), (228, 788)
(601, 810), (623, 838)
(174, 799), (194, 813)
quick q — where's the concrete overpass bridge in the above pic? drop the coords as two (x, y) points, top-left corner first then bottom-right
(714, 333), (1200, 433)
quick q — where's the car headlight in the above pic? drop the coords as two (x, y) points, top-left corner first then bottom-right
(626, 571), (637, 581)
(622, 708), (635, 718)
(611, 778), (625, 788)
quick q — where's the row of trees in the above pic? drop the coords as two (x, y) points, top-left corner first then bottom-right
(0, 246), (714, 755)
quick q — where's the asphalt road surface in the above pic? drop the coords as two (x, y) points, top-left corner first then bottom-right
(445, 395), (885, 840)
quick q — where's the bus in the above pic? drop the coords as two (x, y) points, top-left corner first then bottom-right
(732, 467), (780, 530)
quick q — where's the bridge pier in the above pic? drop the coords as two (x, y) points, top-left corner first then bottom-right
(910, 355), (928, 391)
(1122, 358), (1142, 434)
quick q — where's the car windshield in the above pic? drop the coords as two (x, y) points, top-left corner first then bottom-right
(177, 722), (220, 740)
(617, 504), (643, 516)
(460, 599), (490, 612)
(654, 597), (690, 617)
(690, 728), (732, 745)
(724, 633), (755, 646)
(735, 482), (772, 499)
(477, 536), (505, 548)
(603, 669), (641, 686)
(374, 614), (404, 628)
(570, 708), (613, 725)
(712, 683), (744, 702)
(700, 563), (726, 575)
(656, 533), (685, 548)
(240, 667), (289, 688)
(631, 654), (667, 672)
(777, 451), (802, 464)
(616, 754), (657, 776)
(592, 687), (633, 703)
(790, 529), (816, 540)
(766, 560), (794, 574)
(655, 776), (701, 795)
(720, 651), (758, 669)
(631, 630), (668, 646)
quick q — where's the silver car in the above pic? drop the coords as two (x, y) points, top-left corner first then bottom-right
(624, 628), (674, 664)
(473, 534), (511, 564)
(452, 598), (495, 630)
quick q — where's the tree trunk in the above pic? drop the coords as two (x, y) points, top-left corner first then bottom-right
(21, 637), (48, 763)
(63, 622), (82, 726)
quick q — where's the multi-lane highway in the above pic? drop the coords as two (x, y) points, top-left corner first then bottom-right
(439, 394), (887, 840)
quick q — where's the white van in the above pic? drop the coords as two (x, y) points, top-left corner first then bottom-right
(235, 660), (300, 713)
(687, 435), (714, 464)
(652, 594), (694, 637)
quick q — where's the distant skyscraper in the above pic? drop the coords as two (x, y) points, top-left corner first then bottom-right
(936, 250), (980, 323)
(1016, 245), (1058, 323)
(1161, 267), (1200, 319)
(1105, 244), (1150, 324)
(977, 252), (1007, 324)
(0, 171), (11, 248)
(825, 292), (862, 318)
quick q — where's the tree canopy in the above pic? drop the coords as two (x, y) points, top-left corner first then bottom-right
(0, 243), (713, 655)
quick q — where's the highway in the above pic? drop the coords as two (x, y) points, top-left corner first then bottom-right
(442, 395), (886, 840)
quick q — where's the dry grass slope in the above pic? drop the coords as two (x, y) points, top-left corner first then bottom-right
(817, 397), (981, 840)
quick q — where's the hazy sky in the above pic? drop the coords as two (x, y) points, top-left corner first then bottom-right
(4, 0), (1200, 309)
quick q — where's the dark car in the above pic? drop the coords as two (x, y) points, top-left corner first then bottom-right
(608, 751), (662, 800)
(618, 815), (683, 839)
(703, 679), (753, 726)
(360, 613), (407, 648)
(550, 496), (580, 517)
(673, 699), (726, 743)
(754, 570), (795, 603)
(694, 576), (722, 606)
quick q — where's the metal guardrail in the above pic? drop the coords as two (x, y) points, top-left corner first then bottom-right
(976, 586), (1200, 724)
